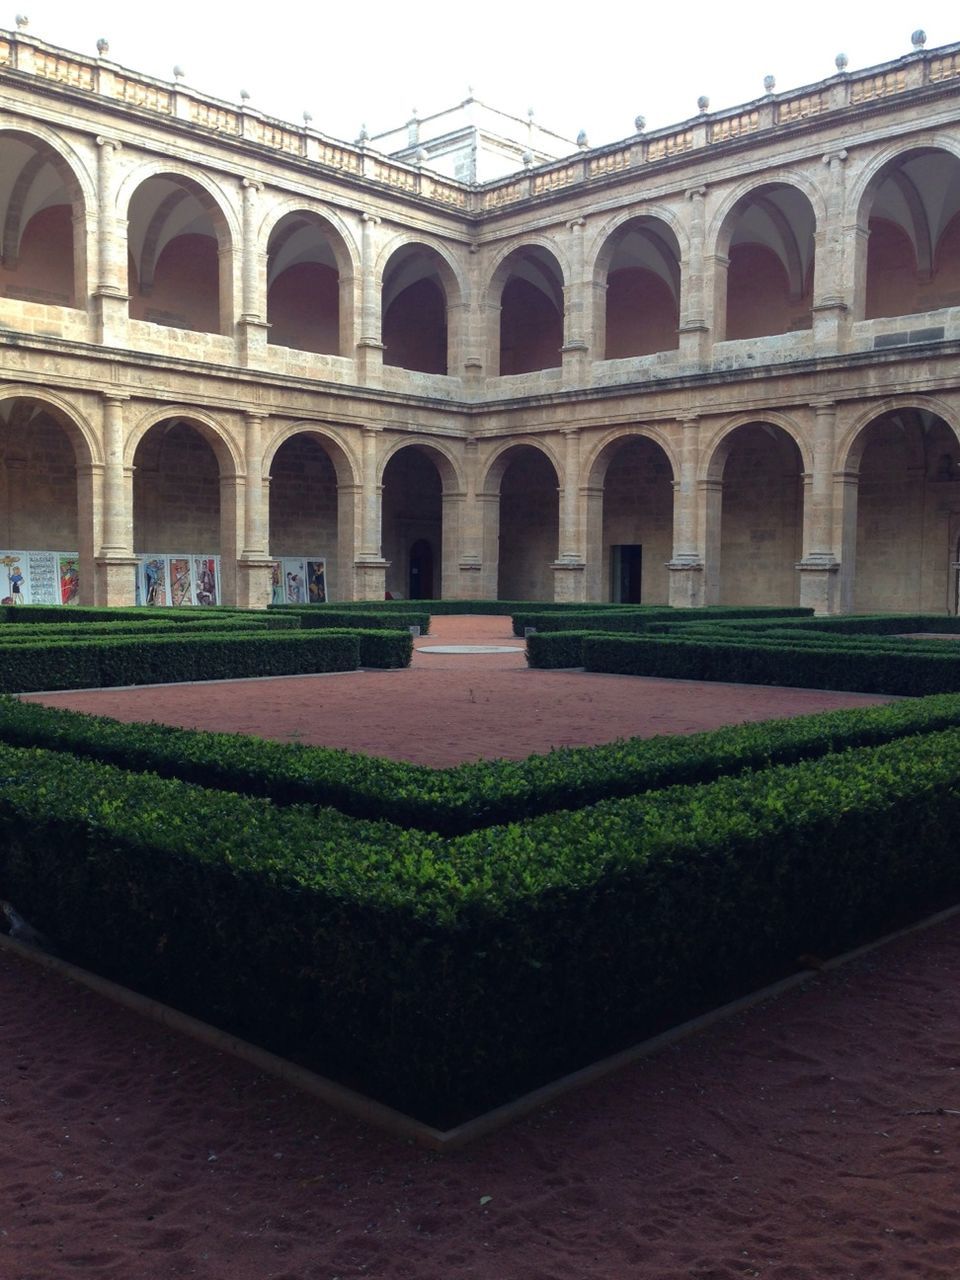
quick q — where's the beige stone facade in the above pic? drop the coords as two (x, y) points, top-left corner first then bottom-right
(1, 30), (960, 611)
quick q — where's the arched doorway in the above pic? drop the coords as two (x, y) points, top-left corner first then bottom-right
(598, 218), (681, 359)
(381, 447), (444, 599)
(494, 247), (565, 375)
(711, 422), (804, 605)
(268, 432), (346, 602)
(381, 245), (452, 374)
(595, 435), (674, 602)
(492, 445), (559, 600)
(0, 396), (86, 604)
(849, 408), (960, 613)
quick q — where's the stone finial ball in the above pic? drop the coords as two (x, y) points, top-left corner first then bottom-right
(911, 29), (926, 49)
(763, 74), (776, 93)
(697, 95), (710, 113)
(576, 129), (589, 148)
(634, 114), (646, 133)
(15, 14), (28, 29)
(835, 52), (849, 71)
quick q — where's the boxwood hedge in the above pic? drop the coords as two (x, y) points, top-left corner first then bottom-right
(4, 728), (960, 1124)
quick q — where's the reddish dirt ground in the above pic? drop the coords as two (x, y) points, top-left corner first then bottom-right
(4, 615), (958, 1279)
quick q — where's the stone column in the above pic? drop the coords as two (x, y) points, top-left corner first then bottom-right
(354, 425), (387, 598)
(561, 216), (589, 385)
(95, 393), (138, 605)
(455, 436), (484, 597)
(237, 179), (270, 365)
(797, 400), (841, 613)
(699, 477), (723, 604)
(356, 214), (384, 383)
(812, 151), (850, 350)
(93, 137), (129, 345)
(835, 469), (860, 613)
(678, 186), (710, 363)
(667, 416), (706, 607)
(236, 411), (273, 608)
(552, 427), (586, 601)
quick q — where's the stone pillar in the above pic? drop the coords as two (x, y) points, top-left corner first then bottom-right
(835, 469), (860, 613)
(95, 393), (138, 605)
(678, 186), (710, 363)
(667, 416), (706, 607)
(797, 400), (841, 613)
(582, 483), (605, 600)
(77, 463), (102, 606)
(356, 214), (384, 383)
(218, 471), (242, 606)
(354, 425), (387, 598)
(236, 411), (273, 608)
(93, 137), (129, 345)
(478, 490), (501, 600)
(552, 426), (586, 601)
(237, 179), (270, 364)
(812, 151), (850, 351)
(699, 477), (723, 604)
(561, 216), (589, 385)
(455, 437), (484, 597)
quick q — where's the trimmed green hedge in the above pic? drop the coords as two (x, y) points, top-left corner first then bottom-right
(10, 690), (960, 834)
(4, 728), (960, 1124)
(274, 607), (430, 634)
(0, 630), (362, 693)
(580, 633), (960, 695)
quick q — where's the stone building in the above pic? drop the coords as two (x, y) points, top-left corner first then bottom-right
(1, 27), (959, 611)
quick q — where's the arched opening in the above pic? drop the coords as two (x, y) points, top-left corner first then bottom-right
(382, 447), (443, 598)
(127, 175), (228, 334)
(0, 397), (84, 604)
(496, 445), (559, 600)
(497, 246), (564, 375)
(266, 211), (342, 354)
(382, 245), (450, 374)
(851, 408), (960, 613)
(714, 423), (804, 605)
(721, 184), (815, 340)
(600, 218), (681, 358)
(132, 419), (224, 605)
(0, 133), (83, 308)
(268, 433), (344, 602)
(599, 436), (674, 602)
(863, 150), (960, 319)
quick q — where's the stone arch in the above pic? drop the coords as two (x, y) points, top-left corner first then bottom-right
(485, 242), (567, 377)
(703, 411), (812, 482)
(838, 395), (960, 474)
(266, 423), (358, 602)
(593, 214), (684, 359)
(701, 417), (807, 607)
(380, 440), (460, 599)
(0, 127), (91, 308)
(478, 440), (561, 601)
(710, 178), (820, 341)
(123, 165), (236, 334)
(125, 405), (240, 473)
(585, 428), (678, 604)
(854, 144), (960, 321)
(0, 389), (99, 605)
(379, 238), (465, 375)
(262, 421), (359, 486)
(480, 436), (564, 492)
(260, 199), (358, 277)
(265, 208), (355, 356)
(842, 401), (960, 613)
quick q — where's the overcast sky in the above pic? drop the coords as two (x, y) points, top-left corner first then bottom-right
(15, 1), (960, 150)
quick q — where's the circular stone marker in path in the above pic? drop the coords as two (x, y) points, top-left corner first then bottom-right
(418, 644), (525, 654)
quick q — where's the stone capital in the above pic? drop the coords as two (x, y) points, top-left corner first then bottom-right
(95, 136), (122, 151)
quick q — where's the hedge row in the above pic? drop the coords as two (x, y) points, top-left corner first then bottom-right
(7, 689), (960, 833)
(580, 633), (960, 695)
(512, 604), (811, 638)
(0, 630), (365, 693)
(4, 728), (960, 1123)
(0, 604), (257, 625)
(274, 607), (431, 633)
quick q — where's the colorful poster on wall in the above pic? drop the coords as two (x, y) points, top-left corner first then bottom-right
(58, 555), (80, 606)
(142, 557), (167, 606)
(1, 550), (80, 605)
(282, 558), (307, 604)
(306, 559), (327, 603)
(28, 552), (60, 604)
(170, 558), (192, 607)
(270, 561), (285, 605)
(193, 557), (218, 606)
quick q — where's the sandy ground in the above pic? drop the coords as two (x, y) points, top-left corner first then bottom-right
(4, 616), (957, 1279)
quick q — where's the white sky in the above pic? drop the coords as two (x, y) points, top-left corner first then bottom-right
(15, 1), (960, 151)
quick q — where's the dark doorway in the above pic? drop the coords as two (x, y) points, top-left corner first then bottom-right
(611, 544), (642, 602)
(409, 539), (434, 599)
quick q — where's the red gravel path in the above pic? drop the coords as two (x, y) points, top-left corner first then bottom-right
(23, 615), (892, 767)
(4, 615), (956, 1280)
